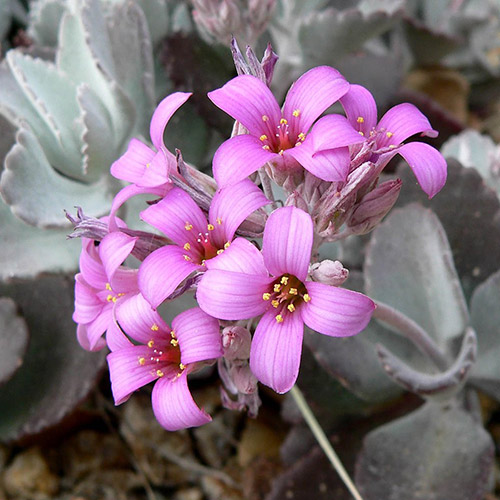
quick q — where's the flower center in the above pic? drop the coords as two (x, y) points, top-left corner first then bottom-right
(260, 112), (306, 155)
(262, 274), (311, 323)
(182, 221), (230, 266)
(137, 329), (184, 378)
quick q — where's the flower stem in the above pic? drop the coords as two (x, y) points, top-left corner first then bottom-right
(290, 385), (364, 500)
(373, 301), (449, 371)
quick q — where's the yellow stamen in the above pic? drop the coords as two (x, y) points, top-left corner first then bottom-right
(389, 144), (396, 149)
(170, 330), (176, 338)
(207, 223), (215, 231)
(216, 249), (224, 255)
(274, 284), (282, 293)
(357, 116), (364, 123)
(111, 297), (117, 303)
(358, 131), (365, 136)
(170, 338), (179, 347)
(138, 357), (145, 366)
(106, 294), (113, 302)
(272, 300), (280, 308)
(216, 217), (222, 225)
(292, 109), (300, 117)
(275, 314), (284, 323)
(156, 369), (164, 377)
(289, 288), (298, 295)
(280, 118), (288, 125)
(281, 276), (289, 285)
(262, 115), (269, 122)
(151, 323), (159, 331)
(146, 162), (151, 168)
(183, 243), (191, 251)
(278, 150), (284, 156)
(183, 255), (192, 261)
(262, 292), (271, 301)
(185, 222), (193, 230)
(303, 294), (311, 303)
(105, 283), (112, 291)
(259, 134), (268, 141)
(224, 241), (231, 249)
(297, 132), (306, 141)
(287, 304), (296, 313)
(147, 340), (154, 348)
(262, 145), (270, 151)
(179, 363), (186, 370)
(386, 131), (393, 138)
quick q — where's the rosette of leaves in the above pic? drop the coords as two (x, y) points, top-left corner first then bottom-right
(0, 0), (156, 279)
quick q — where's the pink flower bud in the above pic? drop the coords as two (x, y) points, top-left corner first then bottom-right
(309, 259), (349, 286)
(221, 325), (252, 361)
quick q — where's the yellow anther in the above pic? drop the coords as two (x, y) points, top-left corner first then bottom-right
(185, 222), (193, 230)
(183, 243), (191, 251)
(146, 162), (151, 168)
(138, 357), (145, 366)
(216, 249), (224, 255)
(292, 109), (300, 117)
(179, 363), (186, 370)
(272, 300), (280, 308)
(183, 255), (192, 261)
(294, 142), (302, 147)
(357, 116), (364, 123)
(287, 303), (296, 313)
(275, 314), (284, 323)
(358, 131), (365, 136)
(111, 297), (118, 303)
(207, 223), (215, 231)
(201, 260), (206, 266)
(281, 276), (289, 285)
(303, 294), (311, 303)
(274, 284), (282, 293)
(262, 145), (270, 150)
(297, 132), (306, 141)
(280, 118), (288, 125)
(106, 294), (113, 302)
(147, 340), (155, 348)
(151, 323), (159, 331)
(278, 150), (284, 156)
(170, 330), (176, 338)
(262, 292), (271, 301)
(289, 288), (298, 295)
(259, 134), (268, 141)
(105, 283), (112, 291)
(224, 241), (231, 249)
(389, 144), (396, 149)
(262, 115), (269, 122)
(170, 338), (179, 347)
(386, 131), (393, 138)
(156, 369), (164, 377)
(216, 217), (222, 225)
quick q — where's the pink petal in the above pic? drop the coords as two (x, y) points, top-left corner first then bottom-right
(309, 114), (365, 152)
(85, 304), (114, 350)
(109, 267), (138, 294)
(140, 187), (208, 247)
(249, 309), (304, 394)
(208, 179), (269, 246)
(107, 346), (160, 404)
(150, 92), (192, 151)
(208, 75), (281, 137)
(115, 292), (169, 344)
(73, 275), (103, 323)
(205, 238), (268, 276)
(138, 149), (173, 187)
(139, 245), (200, 309)
(283, 66), (350, 136)
(77, 323), (106, 352)
(376, 103), (438, 148)
(212, 135), (278, 187)
(110, 138), (155, 183)
(197, 269), (272, 320)
(173, 307), (222, 364)
(99, 232), (137, 281)
(300, 281), (375, 336)
(152, 370), (211, 431)
(79, 241), (107, 289)
(262, 206), (313, 281)
(106, 318), (133, 351)
(287, 143), (350, 182)
(340, 84), (378, 135)
(397, 142), (447, 199)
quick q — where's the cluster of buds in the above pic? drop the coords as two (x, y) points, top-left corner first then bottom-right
(70, 44), (447, 431)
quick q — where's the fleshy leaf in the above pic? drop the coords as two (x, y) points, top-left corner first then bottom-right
(365, 203), (469, 355)
(355, 401), (494, 500)
(0, 275), (106, 442)
(28, 0), (67, 47)
(0, 298), (29, 385)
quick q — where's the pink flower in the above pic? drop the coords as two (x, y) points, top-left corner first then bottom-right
(73, 231), (139, 351)
(138, 179), (269, 309)
(107, 299), (222, 431)
(196, 206), (375, 393)
(208, 66), (363, 186)
(108, 92), (192, 226)
(340, 84), (447, 198)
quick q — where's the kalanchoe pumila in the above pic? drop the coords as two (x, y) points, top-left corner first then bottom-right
(208, 66), (363, 187)
(196, 206), (375, 393)
(138, 179), (269, 309)
(107, 299), (222, 431)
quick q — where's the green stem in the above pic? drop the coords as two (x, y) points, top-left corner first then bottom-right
(290, 385), (364, 500)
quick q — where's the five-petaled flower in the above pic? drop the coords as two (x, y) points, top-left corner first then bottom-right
(138, 179), (269, 309)
(340, 84), (447, 198)
(107, 299), (222, 431)
(208, 66), (364, 186)
(196, 206), (375, 393)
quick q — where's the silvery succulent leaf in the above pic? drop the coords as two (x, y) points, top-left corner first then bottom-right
(365, 203), (469, 356)
(28, 0), (67, 47)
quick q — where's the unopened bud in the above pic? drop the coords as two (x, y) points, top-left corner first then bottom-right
(348, 179), (402, 234)
(309, 260), (349, 286)
(221, 326), (252, 361)
(285, 191), (308, 212)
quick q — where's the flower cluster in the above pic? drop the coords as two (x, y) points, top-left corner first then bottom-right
(71, 47), (447, 431)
